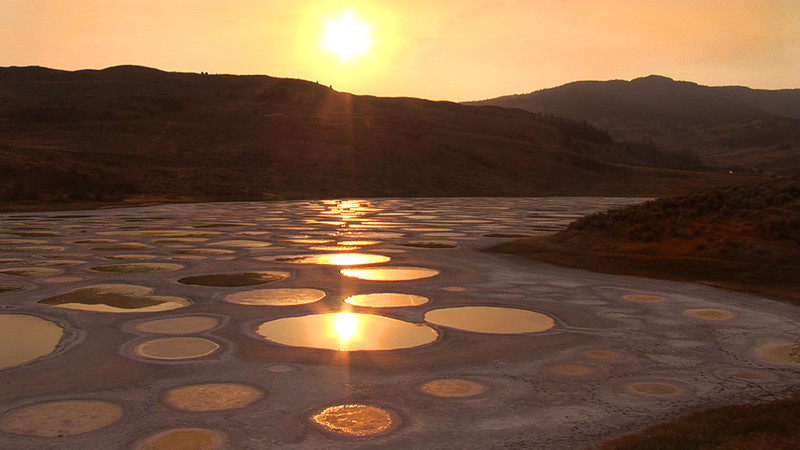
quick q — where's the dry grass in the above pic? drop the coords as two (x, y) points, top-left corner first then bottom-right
(0, 66), (760, 207)
(600, 394), (800, 450)
(497, 176), (800, 305)
(498, 233), (800, 305)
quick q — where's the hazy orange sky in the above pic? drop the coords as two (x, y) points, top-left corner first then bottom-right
(3, 0), (798, 101)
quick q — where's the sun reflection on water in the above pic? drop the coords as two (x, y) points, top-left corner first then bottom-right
(330, 312), (360, 351)
(255, 312), (438, 351)
(271, 253), (390, 265)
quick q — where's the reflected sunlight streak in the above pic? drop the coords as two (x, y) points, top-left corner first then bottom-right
(330, 313), (360, 351)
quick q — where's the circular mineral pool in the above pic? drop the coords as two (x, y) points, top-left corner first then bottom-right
(584, 350), (626, 361)
(424, 306), (555, 334)
(208, 240), (272, 248)
(340, 266), (439, 281)
(756, 340), (800, 365)
(36, 259), (85, 266)
(72, 239), (117, 244)
(286, 238), (332, 244)
(37, 284), (190, 313)
(256, 312), (438, 351)
(0, 400), (122, 437)
(630, 382), (680, 396)
(100, 230), (215, 237)
(311, 404), (394, 436)
(0, 267), (62, 277)
(163, 383), (264, 412)
(104, 254), (159, 261)
(171, 255), (207, 261)
(92, 243), (153, 251)
(225, 288), (325, 306)
(309, 245), (362, 251)
(0, 283), (28, 294)
(340, 231), (403, 239)
(152, 238), (209, 244)
(178, 271), (289, 287)
(134, 316), (220, 335)
(134, 428), (226, 450)
(442, 287), (467, 292)
(724, 370), (774, 381)
(269, 253), (390, 266)
(134, 337), (220, 360)
(266, 364), (296, 373)
(1, 246), (66, 253)
(0, 315), (64, 370)
(439, 218), (493, 224)
(173, 248), (235, 255)
(550, 364), (593, 376)
(195, 223), (254, 229)
(337, 240), (380, 246)
(623, 294), (667, 303)
(424, 232), (466, 237)
(90, 263), (183, 273)
(0, 239), (47, 245)
(419, 379), (487, 398)
(344, 293), (429, 308)
(398, 241), (456, 249)
(682, 308), (735, 321)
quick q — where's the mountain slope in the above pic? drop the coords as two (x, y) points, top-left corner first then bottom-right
(469, 76), (800, 174)
(716, 85), (800, 119)
(0, 66), (749, 205)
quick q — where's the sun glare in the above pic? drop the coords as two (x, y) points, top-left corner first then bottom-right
(331, 313), (360, 351)
(323, 12), (371, 61)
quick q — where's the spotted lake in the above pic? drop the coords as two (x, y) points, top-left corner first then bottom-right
(1, 198), (799, 449)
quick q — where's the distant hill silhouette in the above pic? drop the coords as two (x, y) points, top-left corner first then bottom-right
(0, 66), (752, 206)
(469, 76), (800, 174)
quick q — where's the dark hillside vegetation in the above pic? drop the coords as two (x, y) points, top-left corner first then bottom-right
(0, 66), (751, 210)
(568, 175), (800, 243)
(497, 176), (800, 303)
(470, 75), (800, 174)
(600, 393), (800, 450)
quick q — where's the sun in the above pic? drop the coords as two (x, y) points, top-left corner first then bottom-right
(322, 11), (371, 61)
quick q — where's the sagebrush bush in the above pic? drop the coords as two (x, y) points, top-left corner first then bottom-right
(567, 175), (800, 243)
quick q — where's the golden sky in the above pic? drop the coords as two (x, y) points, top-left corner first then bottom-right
(2, 0), (798, 101)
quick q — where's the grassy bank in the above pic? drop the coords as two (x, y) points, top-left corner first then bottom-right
(600, 393), (800, 449)
(496, 176), (800, 304)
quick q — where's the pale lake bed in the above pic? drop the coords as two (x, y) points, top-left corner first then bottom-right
(1, 198), (799, 449)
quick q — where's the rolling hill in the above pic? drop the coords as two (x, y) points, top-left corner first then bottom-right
(469, 76), (800, 174)
(0, 66), (753, 208)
